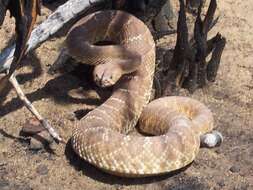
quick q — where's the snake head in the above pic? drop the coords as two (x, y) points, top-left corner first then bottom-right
(93, 63), (123, 88)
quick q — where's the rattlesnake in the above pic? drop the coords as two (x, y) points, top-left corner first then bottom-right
(65, 10), (221, 177)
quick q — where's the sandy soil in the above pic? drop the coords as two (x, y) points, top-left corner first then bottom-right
(0, 1), (252, 190)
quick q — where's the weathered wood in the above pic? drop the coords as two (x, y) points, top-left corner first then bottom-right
(0, 0), (105, 73)
(9, 75), (64, 143)
(160, 0), (226, 94)
(207, 33), (226, 82)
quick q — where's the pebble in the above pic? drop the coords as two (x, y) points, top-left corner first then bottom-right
(229, 165), (240, 173)
(217, 180), (225, 187)
(29, 131), (54, 150)
(36, 164), (49, 175)
(21, 118), (45, 136)
(200, 131), (223, 148)
(215, 149), (222, 154)
(29, 138), (44, 150)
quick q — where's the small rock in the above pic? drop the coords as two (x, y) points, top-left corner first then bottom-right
(21, 118), (45, 136)
(217, 180), (225, 187)
(29, 138), (44, 150)
(200, 131), (223, 148)
(29, 130), (54, 150)
(36, 164), (49, 175)
(229, 165), (240, 173)
(215, 149), (222, 154)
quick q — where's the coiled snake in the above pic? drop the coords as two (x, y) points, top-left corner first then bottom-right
(65, 10), (221, 177)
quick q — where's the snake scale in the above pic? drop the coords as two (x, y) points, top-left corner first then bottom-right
(65, 10), (217, 177)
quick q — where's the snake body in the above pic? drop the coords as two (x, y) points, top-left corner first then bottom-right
(66, 10), (215, 177)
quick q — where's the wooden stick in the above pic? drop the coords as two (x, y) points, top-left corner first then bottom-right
(9, 75), (64, 143)
(207, 33), (226, 82)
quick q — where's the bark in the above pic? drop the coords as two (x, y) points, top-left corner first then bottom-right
(160, 0), (226, 94)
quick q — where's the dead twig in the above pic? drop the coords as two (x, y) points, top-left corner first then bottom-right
(9, 75), (64, 143)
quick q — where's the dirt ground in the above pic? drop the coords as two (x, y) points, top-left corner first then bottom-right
(0, 0), (252, 190)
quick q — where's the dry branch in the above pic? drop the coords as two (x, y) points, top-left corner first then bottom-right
(9, 75), (64, 143)
(159, 0), (226, 94)
(0, 0), (105, 73)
